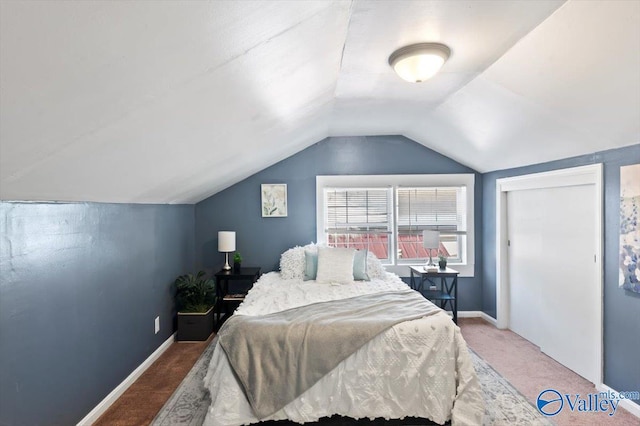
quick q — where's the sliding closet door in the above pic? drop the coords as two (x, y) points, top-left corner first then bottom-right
(506, 184), (599, 383)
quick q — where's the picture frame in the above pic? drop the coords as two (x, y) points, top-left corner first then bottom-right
(619, 163), (639, 293)
(261, 184), (287, 217)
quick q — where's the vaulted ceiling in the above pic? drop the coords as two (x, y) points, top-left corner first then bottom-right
(1, 0), (638, 204)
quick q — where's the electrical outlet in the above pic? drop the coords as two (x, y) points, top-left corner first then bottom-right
(154, 316), (160, 334)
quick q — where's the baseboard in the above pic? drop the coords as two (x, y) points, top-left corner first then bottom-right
(77, 333), (176, 425)
(455, 310), (498, 326)
(596, 384), (640, 418)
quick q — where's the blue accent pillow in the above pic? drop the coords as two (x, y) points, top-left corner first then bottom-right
(304, 249), (370, 281)
(303, 250), (318, 281)
(353, 249), (370, 281)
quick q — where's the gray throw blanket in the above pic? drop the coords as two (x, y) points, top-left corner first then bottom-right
(217, 289), (442, 419)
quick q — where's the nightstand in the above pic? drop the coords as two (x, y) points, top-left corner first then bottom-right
(409, 266), (459, 324)
(214, 267), (261, 326)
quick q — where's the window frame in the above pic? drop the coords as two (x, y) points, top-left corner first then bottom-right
(395, 186), (467, 264)
(324, 187), (394, 262)
(316, 174), (475, 277)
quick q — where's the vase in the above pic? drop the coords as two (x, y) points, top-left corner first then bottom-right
(438, 260), (447, 270)
(233, 262), (241, 272)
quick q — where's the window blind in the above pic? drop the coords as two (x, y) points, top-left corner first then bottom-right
(325, 188), (390, 232)
(396, 187), (465, 232)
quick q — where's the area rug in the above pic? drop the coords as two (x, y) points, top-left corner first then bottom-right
(152, 338), (553, 426)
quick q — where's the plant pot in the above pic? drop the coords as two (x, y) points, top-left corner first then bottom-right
(177, 307), (214, 341)
(233, 262), (241, 272)
(438, 260), (447, 270)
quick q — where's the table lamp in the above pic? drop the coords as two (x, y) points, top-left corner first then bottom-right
(422, 230), (440, 268)
(218, 231), (236, 271)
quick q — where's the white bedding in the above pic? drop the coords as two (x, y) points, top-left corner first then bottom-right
(203, 272), (483, 426)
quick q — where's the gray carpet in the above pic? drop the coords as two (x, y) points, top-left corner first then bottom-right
(152, 338), (553, 426)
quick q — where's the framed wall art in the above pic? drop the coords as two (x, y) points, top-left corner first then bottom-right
(620, 163), (639, 293)
(261, 184), (287, 217)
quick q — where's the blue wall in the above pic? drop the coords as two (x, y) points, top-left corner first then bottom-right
(481, 144), (640, 393)
(0, 202), (194, 425)
(195, 135), (484, 311)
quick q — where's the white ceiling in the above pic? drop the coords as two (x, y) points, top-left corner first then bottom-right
(1, 0), (638, 204)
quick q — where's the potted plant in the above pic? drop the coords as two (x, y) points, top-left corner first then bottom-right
(233, 252), (242, 272)
(438, 254), (448, 270)
(175, 271), (216, 341)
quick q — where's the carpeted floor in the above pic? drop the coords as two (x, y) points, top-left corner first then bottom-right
(94, 318), (639, 425)
(460, 318), (638, 426)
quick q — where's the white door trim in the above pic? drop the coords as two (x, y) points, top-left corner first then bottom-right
(495, 163), (603, 385)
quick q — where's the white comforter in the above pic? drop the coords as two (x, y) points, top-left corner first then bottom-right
(203, 272), (483, 426)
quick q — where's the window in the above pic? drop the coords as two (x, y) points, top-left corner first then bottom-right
(396, 187), (467, 263)
(316, 174), (474, 277)
(325, 188), (392, 261)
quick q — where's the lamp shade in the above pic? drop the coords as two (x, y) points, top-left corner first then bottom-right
(218, 231), (236, 252)
(388, 43), (450, 83)
(422, 230), (440, 250)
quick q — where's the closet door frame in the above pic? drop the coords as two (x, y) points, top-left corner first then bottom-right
(495, 163), (603, 385)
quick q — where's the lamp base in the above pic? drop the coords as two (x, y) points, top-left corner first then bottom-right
(223, 253), (231, 270)
(424, 253), (438, 272)
(424, 262), (439, 273)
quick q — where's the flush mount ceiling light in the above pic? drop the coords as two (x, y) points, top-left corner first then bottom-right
(388, 43), (451, 83)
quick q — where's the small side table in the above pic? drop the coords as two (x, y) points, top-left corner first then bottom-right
(409, 266), (459, 324)
(215, 267), (261, 326)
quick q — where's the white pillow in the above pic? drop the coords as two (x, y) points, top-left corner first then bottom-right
(315, 247), (355, 284)
(279, 246), (306, 279)
(366, 251), (387, 279)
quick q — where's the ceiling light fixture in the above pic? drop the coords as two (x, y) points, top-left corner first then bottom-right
(388, 43), (451, 83)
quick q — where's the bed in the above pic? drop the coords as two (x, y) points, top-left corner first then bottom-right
(203, 245), (483, 426)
